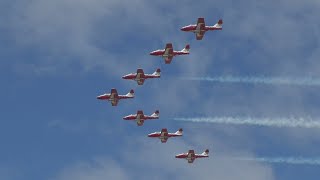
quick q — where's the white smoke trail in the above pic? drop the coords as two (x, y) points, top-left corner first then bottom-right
(173, 117), (320, 128)
(182, 76), (320, 86)
(234, 157), (320, 166)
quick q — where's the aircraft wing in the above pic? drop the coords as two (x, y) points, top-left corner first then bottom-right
(197, 18), (205, 27)
(196, 31), (205, 40)
(110, 88), (119, 98)
(163, 43), (174, 64)
(161, 137), (168, 143)
(137, 79), (145, 85)
(136, 69), (143, 85)
(111, 99), (119, 106)
(110, 88), (119, 106)
(196, 18), (206, 40)
(188, 150), (195, 163)
(136, 110), (144, 119)
(137, 69), (144, 77)
(160, 128), (168, 143)
(164, 54), (173, 64)
(164, 43), (173, 54)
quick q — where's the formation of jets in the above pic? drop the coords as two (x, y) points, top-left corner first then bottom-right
(97, 17), (222, 163)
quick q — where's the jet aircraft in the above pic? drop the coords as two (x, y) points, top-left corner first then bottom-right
(181, 18), (223, 40)
(148, 128), (183, 143)
(149, 43), (190, 64)
(122, 68), (160, 85)
(175, 149), (209, 163)
(97, 89), (134, 106)
(123, 110), (159, 126)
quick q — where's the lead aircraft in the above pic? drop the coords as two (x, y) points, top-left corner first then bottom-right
(181, 18), (223, 40)
(97, 89), (134, 106)
(122, 68), (161, 85)
(175, 149), (209, 163)
(123, 110), (159, 126)
(148, 128), (183, 143)
(149, 43), (190, 64)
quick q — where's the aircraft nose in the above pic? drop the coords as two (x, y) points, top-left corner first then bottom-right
(97, 94), (106, 99)
(180, 27), (187, 31)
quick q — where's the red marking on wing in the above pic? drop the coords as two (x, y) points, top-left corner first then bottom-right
(161, 138), (168, 143)
(197, 17), (205, 25)
(137, 68), (144, 75)
(188, 150), (195, 155)
(111, 88), (118, 95)
(165, 56), (173, 64)
(137, 110), (144, 116)
(161, 128), (167, 132)
(165, 43), (173, 49)
(137, 79), (145, 85)
(111, 100), (118, 106)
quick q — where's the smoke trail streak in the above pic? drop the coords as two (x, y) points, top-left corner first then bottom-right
(233, 157), (320, 166)
(182, 76), (320, 86)
(173, 117), (320, 128)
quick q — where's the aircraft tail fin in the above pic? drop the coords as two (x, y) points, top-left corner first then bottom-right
(212, 19), (223, 29)
(152, 68), (161, 76)
(181, 44), (190, 53)
(202, 149), (209, 156)
(175, 128), (183, 135)
(126, 89), (134, 97)
(151, 110), (159, 117)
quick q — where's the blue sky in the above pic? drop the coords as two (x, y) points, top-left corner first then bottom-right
(1, 0), (320, 179)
